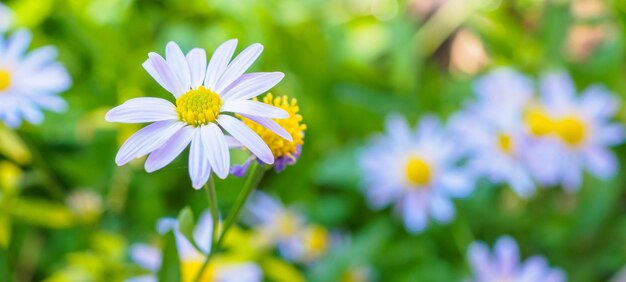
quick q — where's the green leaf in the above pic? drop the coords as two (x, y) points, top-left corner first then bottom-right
(158, 231), (181, 282)
(0, 248), (12, 281)
(177, 206), (204, 253)
(177, 207), (195, 244)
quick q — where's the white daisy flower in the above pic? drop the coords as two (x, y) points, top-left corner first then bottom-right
(524, 72), (625, 191)
(359, 114), (474, 234)
(128, 211), (263, 282)
(243, 191), (330, 263)
(0, 3), (13, 33)
(0, 30), (71, 128)
(105, 40), (291, 189)
(468, 236), (566, 282)
(450, 69), (537, 198)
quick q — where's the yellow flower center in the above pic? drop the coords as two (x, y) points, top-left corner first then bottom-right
(304, 225), (329, 256)
(497, 133), (514, 154)
(525, 109), (553, 137)
(554, 116), (587, 146)
(405, 156), (432, 187)
(277, 212), (299, 236)
(181, 260), (215, 282)
(526, 108), (588, 147)
(176, 86), (223, 126)
(242, 93), (306, 159)
(0, 69), (11, 91)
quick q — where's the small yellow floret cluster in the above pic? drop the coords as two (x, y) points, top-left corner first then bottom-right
(176, 86), (223, 126)
(0, 69), (11, 91)
(243, 93), (306, 159)
(526, 108), (587, 147)
(405, 156), (432, 187)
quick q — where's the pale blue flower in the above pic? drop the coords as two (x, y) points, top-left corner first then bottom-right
(450, 68), (536, 198)
(128, 211), (263, 282)
(0, 30), (71, 128)
(359, 114), (474, 234)
(468, 236), (566, 282)
(525, 72), (625, 191)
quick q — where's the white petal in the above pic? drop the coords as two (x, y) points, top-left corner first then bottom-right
(215, 263), (263, 282)
(467, 242), (496, 281)
(494, 236), (520, 276)
(540, 72), (576, 111)
(105, 97), (178, 123)
(217, 115), (273, 164)
(32, 95), (67, 112)
(19, 46), (58, 72)
(115, 120), (185, 165)
(222, 100), (288, 118)
(402, 192), (428, 234)
(201, 123), (230, 179)
(438, 170), (474, 198)
(5, 30), (31, 62)
(204, 39), (238, 90)
(241, 114), (292, 141)
(186, 48), (207, 88)
(192, 211), (214, 254)
(584, 147), (618, 178)
(145, 126), (195, 172)
(189, 129), (212, 189)
(221, 72), (284, 101)
(143, 53), (185, 97)
(429, 195), (455, 223)
(15, 99), (43, 125)
(166, 42), (191, 91)
(215, 43), (263, 93)
(129, 244), (162, 272)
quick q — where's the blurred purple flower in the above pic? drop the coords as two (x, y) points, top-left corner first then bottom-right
(450, 68), (536, 198)
(359, 114), (474, 234)
(0, 30), (71, 128)
(525, 72), (626, 191)
(468, 236), (566, 282)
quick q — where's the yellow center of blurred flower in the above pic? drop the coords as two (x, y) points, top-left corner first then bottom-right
(405, 157), (432, 186)
(497, 133), (514, 154)
(526, 109), (553, 137)
(0, 69), (11, 91)
(176, 86), (223, 126)
(242, 93), (306, 159)
(304, 225), (329, 257)
(554, 116), (587, 146)
(181, 260), (215, 282)
(277, 212), (299, 236)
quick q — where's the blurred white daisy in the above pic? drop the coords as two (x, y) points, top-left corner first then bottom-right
(0, 3), (13, 33)
(106, 40), (290, 189)
(450, 69), (537, 198)
(525, 72), (625, 191)
(243, 191), (330, 263)
(0, 30), (71, 128)
(468, 236), (566, 282)
(359, 115), (474, 234)
(128, 211), (262, 282)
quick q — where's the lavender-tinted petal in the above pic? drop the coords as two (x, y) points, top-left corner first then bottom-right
(220, 72), (284, 102)
(217, 114), (274, 165)
(201, 123), (230, 179)
(186, 48), (207, 88)
(115, 120), (185, 165)
(165, 42), (191, 91)
(215, 43), (264, 93)
(231, 157), (254, 177)
(189, 129), (212, 189)
(105, 97), (178, 123)
(222, 100), (288, 118)
(242, 114), (292, 141)
(204, 39), (237, 90)
(145, 126), (194, 172)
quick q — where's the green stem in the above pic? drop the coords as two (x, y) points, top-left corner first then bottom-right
(216, 161), (265, 247)
(194, 177), (218, 282)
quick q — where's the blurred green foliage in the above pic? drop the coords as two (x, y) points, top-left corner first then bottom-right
(1, 0), (626, 281)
